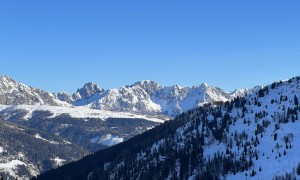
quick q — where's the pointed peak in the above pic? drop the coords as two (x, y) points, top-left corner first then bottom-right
(132, 80), (162, 94)
(198, 82), (211, 89)
(0, 75), (19, 87)
(82, 82), (99, 87)
(171, 84), (184, 89)
(132, 80), (161, 89)
(201, 82), (209, 87)
(79, 82), (104, 92)
(57, 91), (74, 103)
(0, 74), (15, 82)
(134, 80), (160, 86)
(76, 82), (104, 99)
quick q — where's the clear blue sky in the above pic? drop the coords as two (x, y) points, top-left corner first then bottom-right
(1, 1), (299, 93)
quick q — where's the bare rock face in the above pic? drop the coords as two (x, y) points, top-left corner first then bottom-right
(0, 75), (64, 106)
(132, 80), (162, 95)
(73, 82), (104, 101)
(57, 91), (74, 104)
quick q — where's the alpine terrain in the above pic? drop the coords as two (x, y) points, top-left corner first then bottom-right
(35, 76), (300, 180)
(0, 75), (234, 179)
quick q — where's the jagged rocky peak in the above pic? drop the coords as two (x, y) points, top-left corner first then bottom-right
(76, 82), (104, 99)
(132, 80), (162, 94)
(57, 91), (73, 104)
(159, 85), (189, 100)
(0, 75), (21, 89)
(0, 75), (65, 106)
(1, 74), (13, 81)
(200, 82), (208, 87)
(200, 82), (221, 91)
(197, 82), (231, 100)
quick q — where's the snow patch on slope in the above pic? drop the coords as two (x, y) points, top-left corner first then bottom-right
(91, 134), (124, 146)
(51, 157), (66, 167)
(0, 105), (168, 123)
(34, 134), (59, 144)
(0, 160), (26, 178)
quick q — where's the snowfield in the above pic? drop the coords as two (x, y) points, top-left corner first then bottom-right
(0, 105), (168, 123)
(51, 157), (66, 167)
(0, 160), (26, 178)
(91, 134), (124, 146)
(34, 134), (59, 144)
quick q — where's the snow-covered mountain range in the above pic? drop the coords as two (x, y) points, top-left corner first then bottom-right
(71, 80), (240, 116)
(0, 75), (246, 117)
(36, 76), (300, 180)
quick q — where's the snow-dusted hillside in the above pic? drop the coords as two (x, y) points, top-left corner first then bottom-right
(36, 76), (300, 180)
(229, 86), (259, 98)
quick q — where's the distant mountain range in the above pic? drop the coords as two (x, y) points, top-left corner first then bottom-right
(0, 75), (254, 117)
(60, 80), (256, 117)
